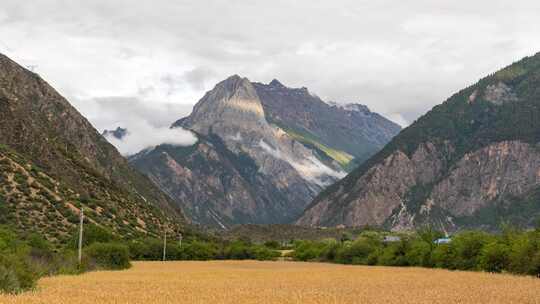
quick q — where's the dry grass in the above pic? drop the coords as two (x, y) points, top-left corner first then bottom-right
(1, 261), (539, 304)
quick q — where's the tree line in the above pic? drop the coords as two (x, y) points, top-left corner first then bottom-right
(290, 226), (540, 277)
(0, 224), (281, 294)
(2, 222), (540, 294)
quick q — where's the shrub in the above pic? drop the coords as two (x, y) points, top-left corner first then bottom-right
(508, 231), (540, 275)
(292, 241), (327, 261)
(84, 243), (131, 270)
(531, 251), (540, 277)
(251, 245), (280, 261)
(180, 241), (219, 260)
(223, 241), (252, 260)
(478, 242), (509, 273)
(377, 241), (409, 267)
(263, 241), (281, 250)
(405, 240), (433, 267)
(0, 253), (39, 294)
(128, 238), (164, 261)
(67, 224), (117, 249)
(54, 250), (90, 275)
(0, 264), (20, 294)
(432, 244), (455, 269)
(336, 237), (380, 265)
(451, 231), (491, 270)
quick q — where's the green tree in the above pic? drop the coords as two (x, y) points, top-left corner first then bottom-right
(84, 243), (131, 270)
(451, 231), (491, 270)
(67, 224), (117, 249)
(478, 242), (509, 273)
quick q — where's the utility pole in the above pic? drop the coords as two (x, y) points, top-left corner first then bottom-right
(78, 207), (84, 265)
(162, 229), (167, 262)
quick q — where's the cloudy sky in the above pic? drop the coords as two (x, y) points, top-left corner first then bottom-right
(1, 1), (539, 153)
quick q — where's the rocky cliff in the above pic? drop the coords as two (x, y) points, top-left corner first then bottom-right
(0, 53), (184, 242)
(132, 75), (400, 228)
(298, 53), (540, 232)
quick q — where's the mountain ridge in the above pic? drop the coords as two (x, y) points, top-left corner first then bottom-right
(298, 52), (540, 231)
(133, 75), (400, 228)
(0, 53), (185, 242)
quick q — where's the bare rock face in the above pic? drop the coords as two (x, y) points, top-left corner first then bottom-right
(298, 142), (451, 227)
(134, 75), (399, 228)
(299, 52), (540, 231)
(483, 82), (518, 105)
(430, 141), (540, 217)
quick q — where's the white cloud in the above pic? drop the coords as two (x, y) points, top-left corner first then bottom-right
(82, 96), (197, 155)
(386, 113), (409, 128)
(259, 140), (346, 186)
(103, 121), (197, 156)
(0, 0), (539, 126)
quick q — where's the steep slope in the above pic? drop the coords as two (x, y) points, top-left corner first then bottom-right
(253, 80), (401, 167)
(0, 53), (184, 242)
(132, 76), (399, 228)
(298, 52), (540, 232)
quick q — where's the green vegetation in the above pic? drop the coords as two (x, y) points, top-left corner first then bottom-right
(128, 238), (280, 262)
(290, 226), (540, 277)
(0, 225), (134, 294)
(272, 123), (354, 170)
(0, 147), (181, 245)
(286, 128), (353, 167)
(0, 223), (282, 294)
(85, 243), (131, 270)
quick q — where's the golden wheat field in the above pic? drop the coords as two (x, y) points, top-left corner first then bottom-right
(1, 261), (539, 304)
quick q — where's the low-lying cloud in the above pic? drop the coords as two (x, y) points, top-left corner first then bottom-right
(103, 121), (197, 156)
(78, 96), (197, 155)
(259, 140), (346, 186)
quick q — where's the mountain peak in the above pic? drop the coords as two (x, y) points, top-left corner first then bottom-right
(329, 102), (371, 114)
(173, 74), (265, 134)
(269, 79), (286, 88)
(219, 74), (250, 87)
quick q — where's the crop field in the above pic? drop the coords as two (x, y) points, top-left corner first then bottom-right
(1, 261), (539, 304)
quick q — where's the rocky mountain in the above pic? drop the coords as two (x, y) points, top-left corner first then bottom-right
(298, 53), (540, 232)
(131, 75), (400, 229)
(0, 53), (185, 242)
(102, 127), (128, 140)
(252, 80), (401, 168)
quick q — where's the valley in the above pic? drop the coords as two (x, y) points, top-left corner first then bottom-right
(1, 2), (540, 302)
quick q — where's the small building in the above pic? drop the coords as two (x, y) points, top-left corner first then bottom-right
(434, 238), (452, 244)
(383, 236), (401, 243)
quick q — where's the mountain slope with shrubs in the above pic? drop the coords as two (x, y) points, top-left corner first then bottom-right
(0, 53), (185, 242)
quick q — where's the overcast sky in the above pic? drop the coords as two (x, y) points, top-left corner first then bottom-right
(1, 1), (539, 153)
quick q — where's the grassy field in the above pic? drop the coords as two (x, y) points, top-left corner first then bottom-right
(1, 261), (539, 304)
